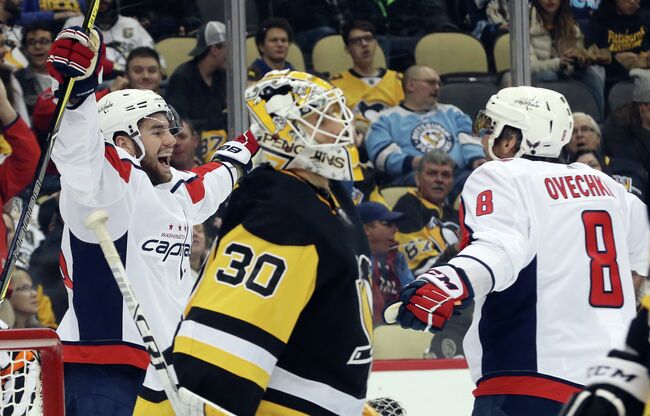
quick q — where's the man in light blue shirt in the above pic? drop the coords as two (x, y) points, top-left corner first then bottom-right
(366, 65), (485, 185)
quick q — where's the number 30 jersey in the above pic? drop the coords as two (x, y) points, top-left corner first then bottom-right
(173, 165), (373, 416)
(448, 158), (649, 402)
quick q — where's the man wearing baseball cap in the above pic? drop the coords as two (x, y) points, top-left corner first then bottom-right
(165, 21), (228, 139)
(358, 202), (414, 325)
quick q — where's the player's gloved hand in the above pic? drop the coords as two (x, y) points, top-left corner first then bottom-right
(384, 265), (471, 333)
(47, 26), (104, 100)
(560, 303), (650, 416)
(211, 130), (260, 174)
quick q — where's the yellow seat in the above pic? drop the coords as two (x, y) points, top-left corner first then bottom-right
(494, 33), (510, 73)
(312, 35), (386, 77)
(415, 33), (488, 75)
(155, 37), (196, 76)
(246, 37), (306, 72)
(380, 187), (414, 209)
(373, 324), (434, 359)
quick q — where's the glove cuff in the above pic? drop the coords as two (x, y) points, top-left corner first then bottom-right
(418, 264), (472, 304)
(586, 354), (650, 403)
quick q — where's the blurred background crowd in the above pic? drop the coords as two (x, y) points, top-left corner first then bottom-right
(0, 0), (648, 362)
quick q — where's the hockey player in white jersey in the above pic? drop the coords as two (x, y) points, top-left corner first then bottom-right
(386, 86), (649, 415)
(46, 26), (259, 415)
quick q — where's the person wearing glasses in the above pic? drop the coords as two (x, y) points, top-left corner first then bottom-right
(15, 22), (52, 114)
(365, 64), (485, 186)
(567, 112), (602, 160)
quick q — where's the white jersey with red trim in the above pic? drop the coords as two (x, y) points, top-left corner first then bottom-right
(51, 96), (238, 391)
(449, 158), (648, 402)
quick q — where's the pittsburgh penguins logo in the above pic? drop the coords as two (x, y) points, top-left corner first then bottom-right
(356, 101), (389, 123)
(411, 122), (453, 153)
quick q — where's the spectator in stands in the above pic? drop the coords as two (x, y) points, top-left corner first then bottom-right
(330, 20), (404, 147)
(14, 23), (52, 114)
(0, 67), (39, 270)
(601, 68), (650, 198)
(365, 65), (485, 186)
(586, 0), (650, 89)
(63, 0), (154, 73)
(570, 0), (599, 31)
(602, 68), (650, 170)
(248, 17), (294, 82)
(19, 0), (82, 30)
(486, 0), (510, 27)
(1, 0), (28, 69)
(165, 21), (227, 135)
(358, 201), (414, 325)
(28, 193), (68, 325)
(567, 112), (602, 160)
(110, 46), (162, 93)
(170, 117), (200, 171)
(0, 34), (30, 123)
(7, 268), (41, 328)
(574, 148), (605, 170)
(393, 150), (460, 275)
(117, 0), (200, 41)
(530, 0), (605, 117)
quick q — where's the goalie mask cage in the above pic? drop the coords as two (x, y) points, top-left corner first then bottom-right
(0, 329), (63, 416)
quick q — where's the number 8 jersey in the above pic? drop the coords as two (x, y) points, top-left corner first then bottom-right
(448, 158), (649, 403)
(173, 165), (373, 416)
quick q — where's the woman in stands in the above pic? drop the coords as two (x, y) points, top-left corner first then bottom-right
(7, 269), (41, 329)
(529, 0), (605, 116)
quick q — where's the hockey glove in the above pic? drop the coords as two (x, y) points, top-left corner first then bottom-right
(560, 305), (650, 416)
(384, 265), (471, 333)
(211, 130), (260, 174)
(47, 26), (104, 100)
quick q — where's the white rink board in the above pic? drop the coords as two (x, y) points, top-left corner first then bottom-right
(368, 366), (475, 415)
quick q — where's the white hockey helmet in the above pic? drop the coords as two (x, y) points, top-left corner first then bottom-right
(475, 86), (573, 160)
(97, 89), (180, 161)
(245, 70), (362, 181)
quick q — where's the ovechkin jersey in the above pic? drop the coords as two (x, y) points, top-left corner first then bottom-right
(173, 165), (374, 416)
(51, 96), (238, 392)
(330, 68), (404, 125)
(448, 158), (649, 403)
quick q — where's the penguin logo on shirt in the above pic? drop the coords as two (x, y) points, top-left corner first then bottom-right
(357, 101), (388, 123)
(411, 122), (453, 153)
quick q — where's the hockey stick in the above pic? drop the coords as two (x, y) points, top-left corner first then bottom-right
(84, 210), (183, 414)
(0, 0), (101, 302)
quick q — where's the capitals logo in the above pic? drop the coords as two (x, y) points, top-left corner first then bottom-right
(410, 122), (453, 153)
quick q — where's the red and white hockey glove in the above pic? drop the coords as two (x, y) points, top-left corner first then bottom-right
(561, 303), (650, 416)
(384, 265), (472, 333)
(47, 26), (104, 100)
(211, 130), (260, 173)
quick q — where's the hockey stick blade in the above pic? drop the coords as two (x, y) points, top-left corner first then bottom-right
(383, 302), (402, 324)
(0, 0), (100, 303)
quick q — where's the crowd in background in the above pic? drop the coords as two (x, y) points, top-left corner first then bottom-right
(0, 0), (648, 361)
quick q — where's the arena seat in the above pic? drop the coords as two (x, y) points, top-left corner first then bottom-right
(245, 37), (306, 72)
(155, 36), (196, 76)
(312, 35), (386, 77)
(493, 33), (510, 73)
(373, 324), (434, 359)
(415, 32), (488, 76)
(534, 80), (602, 122)
(608, 80), (634, 112)
(380, 187), (414, 209)
(439, 81), (499, 119)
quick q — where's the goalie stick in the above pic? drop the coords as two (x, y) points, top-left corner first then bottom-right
(84, 210), (235, 416)
(0, 0), (101, 303)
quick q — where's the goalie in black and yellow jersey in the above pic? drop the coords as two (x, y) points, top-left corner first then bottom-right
(172, 70), (374, 416)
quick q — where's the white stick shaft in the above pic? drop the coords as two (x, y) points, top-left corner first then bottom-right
(84, 210), (182, 413)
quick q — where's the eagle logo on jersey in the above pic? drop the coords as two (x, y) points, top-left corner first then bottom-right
(411, 122), (453, 154)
